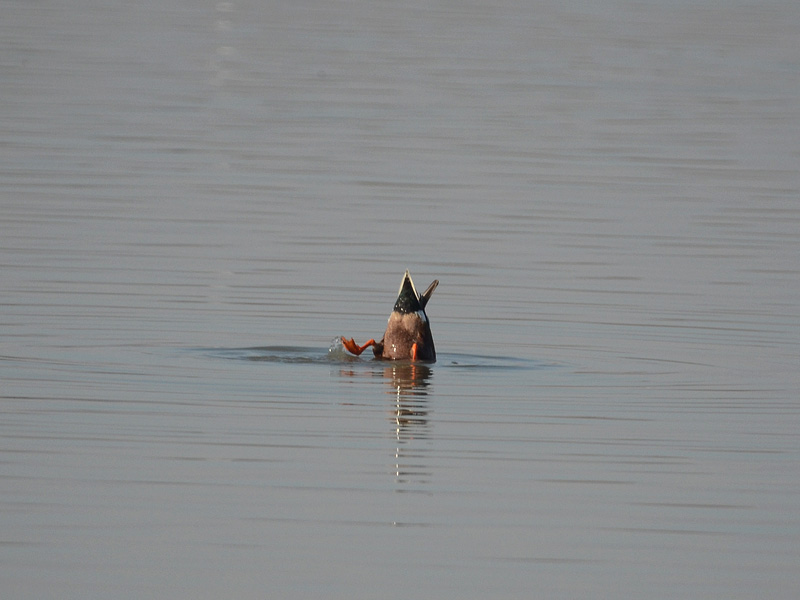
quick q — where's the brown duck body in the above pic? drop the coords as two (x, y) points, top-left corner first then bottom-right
(341, 270), (438, 362)
(373, 309), (436, 361)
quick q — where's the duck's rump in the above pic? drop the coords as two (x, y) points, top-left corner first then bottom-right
(374, 311), (435, 361)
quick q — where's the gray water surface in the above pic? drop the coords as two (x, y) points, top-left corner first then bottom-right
(2, 1), (799, 598)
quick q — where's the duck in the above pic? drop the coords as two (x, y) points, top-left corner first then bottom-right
(342, 270), (438, 362)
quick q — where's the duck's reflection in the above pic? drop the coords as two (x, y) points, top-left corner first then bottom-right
(384, 363), (432, 489)
(384, 363), (431, 439)
(334, 361), (433, 490)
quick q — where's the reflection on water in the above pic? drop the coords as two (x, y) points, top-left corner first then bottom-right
(385, 363), (431, 438)
(331, 353), (435, 489)
(332, 357), (434, 491)
(384, 363), (432, 489)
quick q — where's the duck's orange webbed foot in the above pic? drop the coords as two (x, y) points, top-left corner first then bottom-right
(341, 337), (376, 356)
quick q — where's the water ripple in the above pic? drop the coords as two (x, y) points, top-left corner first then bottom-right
(195, 344), (555, 371)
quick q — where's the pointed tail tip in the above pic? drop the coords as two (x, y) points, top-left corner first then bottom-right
(398, 269), (415, 295)
(394, 270), (421, 313)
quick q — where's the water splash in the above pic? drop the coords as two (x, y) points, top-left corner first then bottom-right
(327, 336), (348, 360)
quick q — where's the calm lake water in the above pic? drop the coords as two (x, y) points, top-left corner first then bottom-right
(2, 0), (799, 598)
